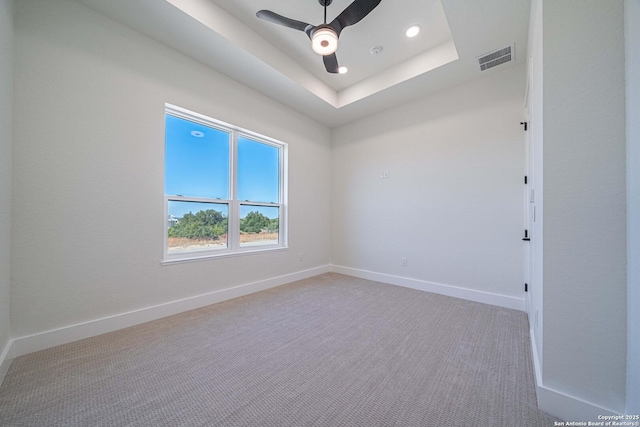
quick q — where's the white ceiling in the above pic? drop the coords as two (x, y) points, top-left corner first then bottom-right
(75, 0), (531, 128)
(213, 0), (456, 91)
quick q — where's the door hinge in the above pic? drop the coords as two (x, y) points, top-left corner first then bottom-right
(525, 283), (528, 292)
(520, 121), (528, 131)
(522, 229), (530, 241)
(524, 175), (528, 184)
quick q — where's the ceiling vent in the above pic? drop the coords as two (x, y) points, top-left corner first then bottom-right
(477, 44), (514, 71)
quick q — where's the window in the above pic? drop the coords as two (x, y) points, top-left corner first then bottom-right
(164, 104), (287, 262)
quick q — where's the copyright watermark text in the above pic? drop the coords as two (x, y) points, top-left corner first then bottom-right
(553, 415), (640, 427)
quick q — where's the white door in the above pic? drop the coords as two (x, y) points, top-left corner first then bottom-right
(523, 115), (534, 314)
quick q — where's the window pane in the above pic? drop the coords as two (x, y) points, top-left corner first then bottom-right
(165, 114), (229, 199)
(237, 137), (279, 203)
(239, 205), (279, 247)
(167, 201), (228, 253)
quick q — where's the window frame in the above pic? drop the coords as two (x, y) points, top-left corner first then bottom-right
(163, 104), (288, 264)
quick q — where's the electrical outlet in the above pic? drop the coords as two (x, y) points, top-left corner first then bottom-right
(298, 252), (304, 261)
(401, 257), (407, 266)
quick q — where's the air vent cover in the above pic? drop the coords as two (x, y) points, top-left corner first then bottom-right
(477, 44), (514, 71)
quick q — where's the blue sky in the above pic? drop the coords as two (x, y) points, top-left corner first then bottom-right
(165, 114), (280, 219)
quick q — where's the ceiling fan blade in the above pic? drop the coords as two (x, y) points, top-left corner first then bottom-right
(323, 53), (339, 74)
(256, 10), (311, 33)
(329, 0), (381, 36)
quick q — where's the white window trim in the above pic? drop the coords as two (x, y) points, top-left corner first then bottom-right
(162, 103), (288, 264)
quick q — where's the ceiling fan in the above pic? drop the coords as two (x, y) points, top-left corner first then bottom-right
(256, 0), (382, 74)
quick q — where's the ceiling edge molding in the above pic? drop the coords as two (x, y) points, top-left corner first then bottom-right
(338, 40), (459, 108)
(166, 0), (339, 107)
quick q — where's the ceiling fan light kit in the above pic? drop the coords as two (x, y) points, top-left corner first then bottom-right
(256, 0), (382, 73)
(311, 26), (339, 55)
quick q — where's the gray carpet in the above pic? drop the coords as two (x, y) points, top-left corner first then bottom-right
(0, 273), (559, 426)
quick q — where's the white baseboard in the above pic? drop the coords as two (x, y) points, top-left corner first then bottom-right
(10, 265), (331, 358)
(0, 338), (14, 386)
(529, 327), (621, 421)
(331, 265), (525, 311)
(536, 384), (620, 422)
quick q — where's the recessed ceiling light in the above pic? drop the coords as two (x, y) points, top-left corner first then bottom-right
(406, 25), (421, 38)
(338, 66), (348, 74)
(190, 130), (204, 138)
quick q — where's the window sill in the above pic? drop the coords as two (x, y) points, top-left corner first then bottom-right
(161, 245), (289, 265)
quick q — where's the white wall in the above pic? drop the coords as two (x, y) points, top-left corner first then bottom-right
(626, 0), (640, 415)
(332, 65), (526, 308)
(0, 0), (14, 380)
(542, 0), (627, 415)
(11, 0), (332, 339)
